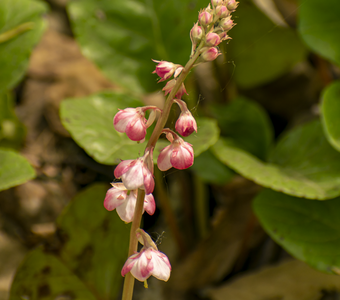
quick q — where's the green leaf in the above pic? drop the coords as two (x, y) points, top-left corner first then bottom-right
(191, 150), (234, 184)
(67, 0), (209, 94)
(0, 148), (35, 191)
(57, 183), (130, 299)
(60, 91), (145, 164)
(154, 117), (220, 163)
(0, 0), (47, 93)
(298, 0), (340, 66)
(228, 0), (306, 88)
(9, 248), (97, 300)
(254, 189), (340, 273)
(321, 81), (340, 152)
(210, 97), (274, 160)
(212, 120), (340, 200)
(0, 92), (25, 149)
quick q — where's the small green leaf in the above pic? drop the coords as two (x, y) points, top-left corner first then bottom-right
(254, 189), (340, 273)
(0, 0), (47, 93)
(0, 92), (25, 149)
(67, 0), (210, 94)
(0, 148), (35, 191)
(60, 91), (145, 165)
(57, 184), (130, 299)
(210, 97), (274, 160)
(212, 120), (340, 200)
(191, 150), (234, 184)
(321, 81), (340, 152)
(9, 248), (97, 300)
(228, 0), (306, 88)
(298, 0), (340, 66)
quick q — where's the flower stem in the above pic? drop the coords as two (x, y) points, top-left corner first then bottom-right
(122, 188), (145, 300)
(0, 22), (34, 44)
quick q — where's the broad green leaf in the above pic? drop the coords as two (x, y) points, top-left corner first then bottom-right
(0, 92), (25, 149)
(228, 0), (306, 88)
(67, 0), (209, 94)
(210, 97), (274, 160)
(254, 189), (340, 273)
(191, 150), (234, 184)
(9, 247), (97, 300)
(321, 81), (340, 152)
(60, 91), (145, 164)
(212, 120), (340, 200)
(154, 117), (220, 163)
(57, 184), (130, 299)
(298, 0), (340, 66)
(0, 148), (35, 191)
(0, 0), (47, 93)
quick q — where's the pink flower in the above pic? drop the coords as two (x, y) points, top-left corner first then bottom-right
(176, 111), (197, 137)
(113, 107), (146, 142)
(201, 47), (221, 62)
(152, 60), (183, 82)
(104, 183), (156, 223)
(199, 11), (213, 26)
(162, 79), (187, 99)
(216, 5), (229, 18)
(219, 16), (235, 31)
(190, 22), (203, 44)
(205, 32), (221, 47)
(121, 229), (171, 282)
(114, 151), (154, 194)
(157, 131), (194, 171)
(227, 0), (239, 11)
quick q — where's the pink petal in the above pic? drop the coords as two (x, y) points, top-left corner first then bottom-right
(125, 116), (147, 141)
(121, 160), (145, 190)
(149, 249), (171, 281)
(170, 142), (194, 169)
(116, 193), (137, 222)
(121, 252), (140, 277)
(157, 145), (173, 171)
(113, 108), (137, 132)
(114, 160), (134, 179)
(144, 193), (156, 215)
(130, 249), (152, 281)
(103, 187), (127, 211)
(142, 166), (155, 195)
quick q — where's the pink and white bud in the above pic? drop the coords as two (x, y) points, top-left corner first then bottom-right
(190, 22), (203, 45)
(205, 32), (221, 47)
(226, 0), (239, 11)
(162, 79), (188, 99)
(220, 16), (235, 31)
(211, 0), (223, 7)
(201, 47), (221, 62)
(114, 107), (147, 142)
(152, 60), (183, 82)
(199, 11), (213, 27)
(104, 183), (156, 223)
(215, 5), (229, 18)
(121, 229), (171, 282)
(157, 131), (194, 171)
(174, 99), (197, 137)
(114, 151), (155, 194)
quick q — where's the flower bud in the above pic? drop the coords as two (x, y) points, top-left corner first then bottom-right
(152, 60), (183, 82)
(162, 79), (188, 99)
(205, 32), (221, 47)
(215, 5), (229, 18)
(201, 47), (221, 62)
(211, 0), (223, 7)
(176, 111), (197, 137)
(190, 22), (203, 45)
(157, 131), (194, 171)
(199, 11), (213, 27)
(226, 0), (239, 11)
(219, 16), (235, 31)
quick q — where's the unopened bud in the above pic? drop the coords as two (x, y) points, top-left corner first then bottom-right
(215, 5), (229, 18)
(205, 32), (221, 47)
(226, 0), (239, 11)
(199, 11), (213, 27)
(190, 22), (203, 44)
(211, 0), (223, 7)
(201, 47), (221, 62)
(219, 16), (235, 31)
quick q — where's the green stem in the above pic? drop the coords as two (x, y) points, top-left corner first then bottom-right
(121, 189), (145, 300)
(0, 22), (34, 44)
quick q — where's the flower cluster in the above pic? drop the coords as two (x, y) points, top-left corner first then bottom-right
(104, 0), (238, 288)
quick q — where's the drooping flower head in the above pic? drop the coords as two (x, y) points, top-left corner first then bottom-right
(114, 149), (155, 194)
(104, 183), (156, 223)
(174, 99), (197, 137)
(152, 60), (184, 82)
(121, 229), (171, 282)
(157, 130), (194, 171)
